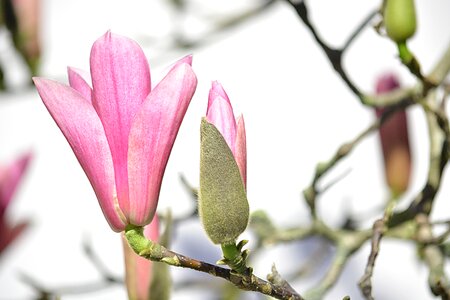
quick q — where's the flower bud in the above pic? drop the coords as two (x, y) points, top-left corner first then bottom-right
(384, 0), (417, 43)
(199, 118), (249, 245)
(0, 152), (32, 254)
(375, 73), (411, 196)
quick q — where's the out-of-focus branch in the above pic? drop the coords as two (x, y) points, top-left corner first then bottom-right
(303, 103), (409, 217)
(390, 92), (450, 226)
(416, 214), (450, 298)
(21, 239), (122, 298)
(429, 43), (450, 86)
(151, 0), (277, 56)
(303, 245), (351, 300)
(283, 0), (377, 99)
(82, 238), (123, 284)
(21, 273), (121, 299)
(284, 1), (450, 108)
(358, 195), (399, 300)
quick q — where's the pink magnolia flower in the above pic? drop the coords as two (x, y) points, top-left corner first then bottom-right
(375, 73), (411, 195)
(34, 32), (197, 232)
(0, 152), (32, 254)
(122, 217), (159, 300)
(206, 81), (246, 187)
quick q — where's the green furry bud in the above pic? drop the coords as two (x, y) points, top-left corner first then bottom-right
(384, 0), (417, 43)
(199, 118), (249, 244)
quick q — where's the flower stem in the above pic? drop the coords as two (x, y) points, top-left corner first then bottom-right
(221, 241), (250, 275)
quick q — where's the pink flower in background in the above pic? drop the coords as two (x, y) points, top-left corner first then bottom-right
(0, 152), (32, 254)
(34, 31), (197, 232)
(375, 73), (411, 196)
(122, 217), (159, 300)
(12, 0), (41, 73)
(206, 81), (247, 187)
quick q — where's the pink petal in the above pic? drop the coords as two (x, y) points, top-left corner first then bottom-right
(67, 67), (92, 101)
(174, 54), (193, 67)
(90, 31), (151, 218)
(206, 81), (237, 154)
(33, 78), (126, 231)
(375, 73), (400, 95)
(0, 152), (32, 218)
(0, 220), (29, 255)
(235, 115), (247, 189)
(127, 62), (197, 225)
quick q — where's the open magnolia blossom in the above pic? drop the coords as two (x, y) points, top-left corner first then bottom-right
(34, 31), (197, 232)
(0, 152), (32, 254)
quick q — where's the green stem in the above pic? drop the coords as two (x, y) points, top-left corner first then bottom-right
(221, 242), (250, 275)
(397, 41), (413, 64)
(397, 41), (426, 83)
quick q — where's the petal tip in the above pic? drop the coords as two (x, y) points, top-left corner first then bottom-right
(179, 54), (193, 66)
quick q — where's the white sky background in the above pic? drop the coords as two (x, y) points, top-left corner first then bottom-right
(0, 0), (449, 299)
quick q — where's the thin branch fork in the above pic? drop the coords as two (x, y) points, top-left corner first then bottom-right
(304, 101), (412, 216)
(284, 0), (378, 99)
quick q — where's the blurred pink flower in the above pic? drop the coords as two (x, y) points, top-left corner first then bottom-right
(122, 217), (159, 300)
(34, 31), (197, 232)
(375, 73), (411, 196)
(0, 152), (32, 254)
(206, 81), (247, 187)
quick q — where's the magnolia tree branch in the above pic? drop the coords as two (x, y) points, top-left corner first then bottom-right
(303, 103), (410, 217)
(358, 196), (399, 300)
(304, 245), (351, 300)
(124, 225), (305, 300)
(416, 214), (450, 298)
(390, 95), (450, 227)
(359, 70), (450, 299)
(250, 212), (373, 298)
(283, 0), (377, 99)
(285, 1), (450, 109)
(20, 239), (122, 298)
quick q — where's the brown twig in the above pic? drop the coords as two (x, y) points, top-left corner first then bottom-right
(359, 196), (398, 299)
(125, 225), (305, 300)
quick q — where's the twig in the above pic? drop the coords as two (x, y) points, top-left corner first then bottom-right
(82, 238), (123, 284)
(390, 92), (450, 226)
(358, 196), (398, 299)
(303, 103), (408, 216)
(285, 1), (450, 109)
(303, 245), (351, 300)
(286, 240), (332, 281)
(416, 214), (450, 298)
(20, 272), (118, 298)
(125, 226), (304, 300)
(148, 0), (277, 57)
(342, 9), (379, 53)
(179, 173), (198, 200)
(20, 239), (122, 298)
(267, 264), (299, 297)
(284, 0), (377, 100)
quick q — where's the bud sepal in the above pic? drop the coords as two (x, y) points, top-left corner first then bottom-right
(218, 240), (252, 276)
